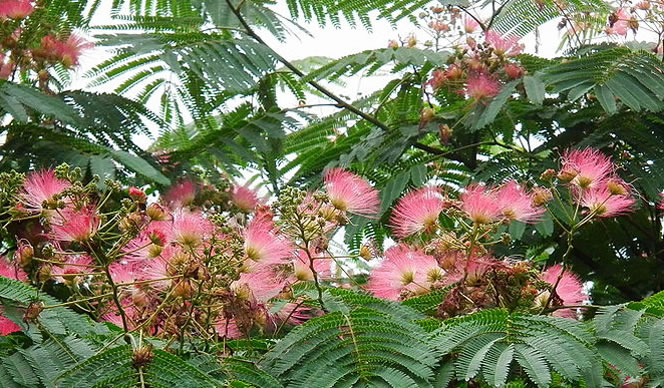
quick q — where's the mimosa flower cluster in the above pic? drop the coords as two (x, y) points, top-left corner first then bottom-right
(0, 148), (637, 341)
(0, 0), (92, 83)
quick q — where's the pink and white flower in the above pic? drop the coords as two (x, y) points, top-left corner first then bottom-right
(244, 218), (292, 266)
(496, 181), (544, 223)
(0, 0), (33, 19)
(367, 245), (444, 301)
(171, 210), (214, 247)
(465, 72), (501, 100)
(390, 187), (446, 238)
(578, 186), (635, 218)
(485, 30), (524, 56)
(293, 250), (331, 282)
(50, 255), (95, 283)
(540, 264), (587, 318)
(559, 148), (614, 190)
(162, 180), (196, 207)
(324, 168), (380, 218)
(50, 206), (100, 242)
(18, 170), (71, 213)
(460, 185), (502, 224)
(230, 185), (259, 212)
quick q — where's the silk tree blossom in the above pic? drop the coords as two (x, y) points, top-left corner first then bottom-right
(0, 258), (27, 335)
(50, 255), (94, 283)
(230, 185), (259, 212)
(460, 185), (502, 224)
(496, 181), (545, 223)
(233, 269), (289, 303)
(367, 245), (444, 301)
(579, 186), (635, 218)
(464, 17), (480, 33)
(19, 170), (71, 213)
(559, 148), (614, 190)
(539, 264), (587, 318)
(465, 72), (501, 101)
(162, 180), (197, 207)
(50, 206), (100, 242)
(485, 30), (524, 56)
(171, 210), (214, 248)
(244, 218), (293, 266)
(122, 221), (172, 264)
(54, 34), (93, 68)
(609, 8), (631, 36)
(293, 250), (332, 282)
(390, 187), (446, 238)
(324, 168), (380, 218)
(0, 0), (33, 19)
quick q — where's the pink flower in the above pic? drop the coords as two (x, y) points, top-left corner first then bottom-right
(293, 250), (331, 282)
(0, 257), (27, 336)
(233, 269), (288, 303)
(122, 221), (173, 264)
(540, 264), (587, 318)
(460, 185), (502, 224)
(244, 218), (293, 266)
(578, 186), (635, 218)
(465, 72), (501, 100)
(559, 148), (614, 190)
(50, 206), (100, 242)
(19, 170), (71, 213)
(658, 193), (664, 210)
(324, 168), (380, 218)
(464, 17), (480, 33)
(485, 30), (524, 56)
(56, 34), (93, 68)
(504, 63), (524, 79)
(390, 187), (446, 238)
(367, 245), (444, 301)
(496, 181), (544, 223)
(230, 185), (259, 212)
(162, 180), (196, 207)
(0, 0), (34, 19)
(50, 255), (94, 283)
(110, 261), (140, 284)
(171, 210), (213, 247)
(610, 8), (631, 36)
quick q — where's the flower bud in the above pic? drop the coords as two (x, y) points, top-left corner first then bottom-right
(24, 301), (44, 323)
(387, 40), (399, 49)
(439, 124), (453, 145)
(14, 240), (34, 267)
(146, 203), (167, 221)
(128, 187), (146, 203)
(173, 280), (194, 298)
(132, 346), (154, 370)
(532, 187), (553, 206)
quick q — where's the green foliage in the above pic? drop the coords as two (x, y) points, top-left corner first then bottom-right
(260, 304), (438, 387)
(543, 46), (664, 114)
(432, 309), (606, 387)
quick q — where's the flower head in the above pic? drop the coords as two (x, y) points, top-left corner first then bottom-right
(579, 185), (635, 218)
(162, 180), (196, 207)
(460, 185), (502, 224)
(244, 218), (292, 266)
(233, 269), (288, 303)
(559, 148), (614, 190)
(171, 210), (213, 248)
(0, 0), (33, 19)
(50, 206), (100, 242)
(293, 250), (331, 282)
(19, 170), (71, 213)
(496, 181), (544, 223)
(230, 185), (259, 212)
(367, 245), (444, 301)
(485, 30), (524, 56)
(56, 34), (93, 68)
(464, 17), (480, 33)
(465, 72), (501, 100)
(540, 264), (587, 318)
(610, 8), (631, 36)
(324, 168), (380, 218)
(390, 187), (446, 238)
